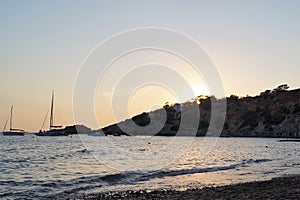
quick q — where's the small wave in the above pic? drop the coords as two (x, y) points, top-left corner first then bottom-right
(137, 164), (239, 182)
(0, 180), (20, 186)
(241, 158), (273, 166)
(250, 158), (273, 163)
(0, 158), (29, 163)
(4, 148), (17, 152)
(42, 149), (89, 161)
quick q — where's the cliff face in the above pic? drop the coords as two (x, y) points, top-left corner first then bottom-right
(101, 86), (300, 138)
(222, 88), (299, 137)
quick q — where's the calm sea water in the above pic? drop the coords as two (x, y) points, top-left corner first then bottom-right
(0, 134), (299, 199)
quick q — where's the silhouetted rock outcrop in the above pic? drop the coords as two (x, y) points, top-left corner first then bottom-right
(63, 125), (92, 134)
(98, 85), (300, 138)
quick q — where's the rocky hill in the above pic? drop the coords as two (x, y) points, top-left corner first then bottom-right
(100, 85), (300, 138)
(54, 124), (92, 134)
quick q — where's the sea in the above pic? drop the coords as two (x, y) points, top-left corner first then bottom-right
(0, 134), (299, 199)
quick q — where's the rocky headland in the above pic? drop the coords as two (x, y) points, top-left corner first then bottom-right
(100, 85), (300, 138)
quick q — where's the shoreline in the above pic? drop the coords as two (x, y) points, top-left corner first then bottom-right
(56, 175), (300, 200)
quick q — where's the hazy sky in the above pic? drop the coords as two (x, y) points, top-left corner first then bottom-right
(0, 0), (299, 131)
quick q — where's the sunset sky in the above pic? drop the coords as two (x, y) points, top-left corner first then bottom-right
(0, 0), (299, 131)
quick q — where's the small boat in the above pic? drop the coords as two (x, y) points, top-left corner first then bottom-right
(35, 91), (68, 136)
(3, 106), (25, 136)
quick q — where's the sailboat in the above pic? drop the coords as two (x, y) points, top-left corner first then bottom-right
(35, 91), (68, 136)
(3, 106), (25, 136)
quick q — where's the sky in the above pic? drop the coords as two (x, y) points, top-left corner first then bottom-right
(0, 0), (299, 131)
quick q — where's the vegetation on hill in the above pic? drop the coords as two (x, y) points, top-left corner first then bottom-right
(100, 84), (300, 138)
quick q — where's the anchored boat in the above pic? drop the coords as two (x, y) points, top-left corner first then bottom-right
(3, 106), (25, 136)
(35, 91), (68, 136)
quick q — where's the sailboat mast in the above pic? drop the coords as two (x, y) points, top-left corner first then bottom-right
(10, 106), (13, 131)
(50, 91), (54, 130)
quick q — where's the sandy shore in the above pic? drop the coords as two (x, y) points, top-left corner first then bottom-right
(57, 175), (300, 200)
